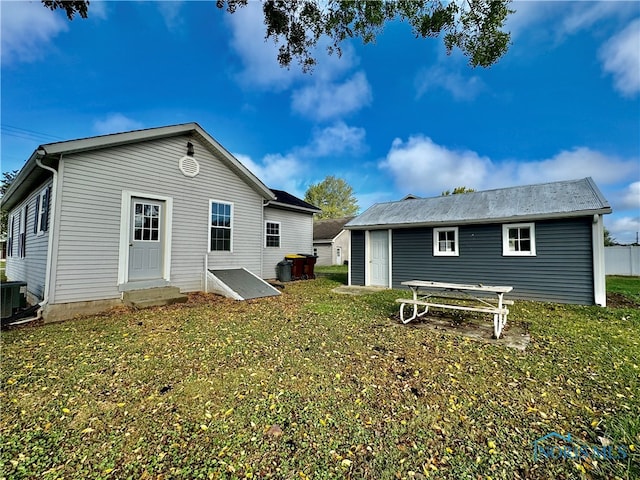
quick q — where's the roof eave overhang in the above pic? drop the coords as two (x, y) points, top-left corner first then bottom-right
(266, 201), (321, 214)
(344, 209), (613, 230)
(0, 151), (52, 211)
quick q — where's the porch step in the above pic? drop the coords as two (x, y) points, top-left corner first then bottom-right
(123, 286), (188, 309)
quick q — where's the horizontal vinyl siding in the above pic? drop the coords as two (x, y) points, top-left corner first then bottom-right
(350, 230), (365, 285)
(313, 244), (333, 266)
(53, 135), (265, 304)
(263, 208), (314, 278)
(392, 217), (594, 304)
(4, 180), (52, 301)
(334, 230), (351, 265)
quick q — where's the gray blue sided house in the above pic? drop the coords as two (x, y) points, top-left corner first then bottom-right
(1, 123), (320, 321)
(345, 178), (611, 306)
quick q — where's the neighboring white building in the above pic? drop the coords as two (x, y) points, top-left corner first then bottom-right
(1, 123), (319, 321)
(313, 217), (353, 266)
(605, 245), (639, 276)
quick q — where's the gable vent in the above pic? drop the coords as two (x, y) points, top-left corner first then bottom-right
(179, 155), (200, 177)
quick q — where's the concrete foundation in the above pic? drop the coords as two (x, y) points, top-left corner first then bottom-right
(42, 298), (124, 323)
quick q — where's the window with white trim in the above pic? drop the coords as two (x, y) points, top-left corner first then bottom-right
(433, 227), (459, 256)
(7, 214), (15, 257)
(210, 201), (232, 251)
(265, 221), (280, 248)
(502, 223), (536, 256)
(33, 186), (50, 235)
(18, 206), (27, 258)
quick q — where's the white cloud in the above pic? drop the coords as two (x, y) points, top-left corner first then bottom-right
(560, 2), (633, 36)
(233, 121), (367, 195)
(415, 66), (484, 101)
(93, 114), (144, 135)
(157, 1), (185, 32)
(225, 1), (361, 97)
(599, 18), (640, 98)
(616, 181), (640, 210)
(379, 136), (493, 195)
(88, 1), (108, 20)
(300, 122), (366, 157)
(507, 2), (637, 41)
(1, 1), (68, 65)
(225, 1), (302, 91)
(513, 147), (638, 186)
(380, 137), (639, 198)
(607, 216), (640, 244)
(291, 72), (372, 121)
(236, 152), (305, 195)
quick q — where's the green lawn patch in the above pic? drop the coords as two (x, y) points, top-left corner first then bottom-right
(1, 278), (638, 479)
(315, 264), (348, 284)
(607, 276), (640, 304)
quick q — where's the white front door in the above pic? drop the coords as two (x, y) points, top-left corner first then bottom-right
(336, 247), (342, 265)
(369, 230), (389, 286)
(128, 198), (164, 281)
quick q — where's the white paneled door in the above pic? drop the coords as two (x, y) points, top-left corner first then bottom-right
(129, 198), (164, 281)
(369, 230), (389, 287)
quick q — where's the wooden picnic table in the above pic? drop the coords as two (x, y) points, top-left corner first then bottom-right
(396, 280), (513, 339)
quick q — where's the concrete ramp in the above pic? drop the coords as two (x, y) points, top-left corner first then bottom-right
(207, 268), (281, 300)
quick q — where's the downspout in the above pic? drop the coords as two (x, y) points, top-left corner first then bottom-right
(35, 151), (60, 318)
(261, 199), (267, 278)
(592, 214), (606, 307)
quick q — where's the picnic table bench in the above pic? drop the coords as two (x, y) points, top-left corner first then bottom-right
(396, 280), (514, 339)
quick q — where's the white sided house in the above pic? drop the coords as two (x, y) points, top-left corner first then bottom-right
(313, 216), (354, 266)
(1, 123), (319, 321)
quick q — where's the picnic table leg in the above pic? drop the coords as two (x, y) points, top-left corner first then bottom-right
(399, 287), (425, 324)
(400, 302), (417, 324)
(493, 293), (507, 339)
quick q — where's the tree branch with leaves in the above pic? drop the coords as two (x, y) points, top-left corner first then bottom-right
(43, 0), (513, 71)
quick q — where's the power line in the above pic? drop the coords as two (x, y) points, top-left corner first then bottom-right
(1, 124), (65, 143)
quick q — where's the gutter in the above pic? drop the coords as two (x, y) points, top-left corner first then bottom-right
(35, 150), (59, 318)
(264, 200), (321, 215)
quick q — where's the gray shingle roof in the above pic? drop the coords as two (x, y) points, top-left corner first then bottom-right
(269, 189), (320, 212)
(313, 216), (355, 241)
(346, 178), (611, 229)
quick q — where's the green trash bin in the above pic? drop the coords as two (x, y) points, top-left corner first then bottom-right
(276, 260), (292, 282)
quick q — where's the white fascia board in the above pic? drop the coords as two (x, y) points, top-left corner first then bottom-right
(265, 201), (321, 214)
(344, 209), (613, 230)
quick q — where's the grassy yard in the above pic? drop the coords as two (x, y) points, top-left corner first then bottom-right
(607, 276), (640, 304)
(1, 275), (638, 479)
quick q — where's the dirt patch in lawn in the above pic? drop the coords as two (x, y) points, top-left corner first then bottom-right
(389, 312), (531, 351)
(606, 292), (640, 308)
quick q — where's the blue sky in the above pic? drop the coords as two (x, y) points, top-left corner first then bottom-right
(1, 1), (639, 243)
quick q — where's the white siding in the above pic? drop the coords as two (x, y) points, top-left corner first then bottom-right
(52, 135), (265, 304)
(4, 180), (52, 301)
(605, 245), (640, 276)
(263, 207), (314, 278)
(314, 244), (333, 266)
(313, 230), (351, 266)
(333, 229), (351, 265)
